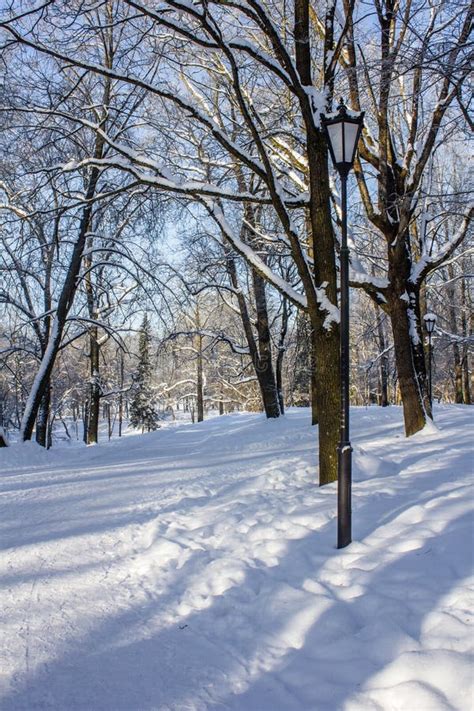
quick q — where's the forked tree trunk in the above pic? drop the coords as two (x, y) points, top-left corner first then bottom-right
(20, 161), (103, 441)
(20, 67), (111, 442)
(226, 257), (280, 418)
(231, 172), (280, 419)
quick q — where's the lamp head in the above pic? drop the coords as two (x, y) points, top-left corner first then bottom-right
(423, 313), (437, 334)
(321, 99), (365, 175)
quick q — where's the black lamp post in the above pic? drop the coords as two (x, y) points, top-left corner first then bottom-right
(321, 99), (364, 550)
(423, 313), (437, 410)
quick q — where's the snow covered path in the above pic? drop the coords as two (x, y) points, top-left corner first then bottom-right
(0, 406), (473, 711)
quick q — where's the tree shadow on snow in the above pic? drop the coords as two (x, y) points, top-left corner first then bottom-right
(1, 477), (472, 711)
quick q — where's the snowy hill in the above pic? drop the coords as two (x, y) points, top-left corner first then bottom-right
(0, 406), (472, 711)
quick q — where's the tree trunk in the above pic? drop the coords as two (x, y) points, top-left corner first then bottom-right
(310, 336), (319, 425)
(306, 131), (340, 484)
(252, 269), (280, 418)
(461, 276), (472, 404)
(295, 0), (340, 484)
(107, 403), (112, 440)
(20, 162), (103, 441)
(275, 298), (289, 415)
(226, 257), (280, 418)
(118, 351), (124, 436)
(195, 304), (204, 423)
(387, 291), (427, 434)
(453, 345), (463, 403)
(382, 235), (431, 434)
(87, 326), (100, 444)
(447, 269), (463, 403)
(376, 306), (389, 406)
(35, 381), (51, 447)
(85, 228), (100, 445)
(462, 355), (471, 405)
(196, 345), (204, 422)
(411, 290), (432, 416)
(83, 400), (89, 444)
(292, 311), (312, 411)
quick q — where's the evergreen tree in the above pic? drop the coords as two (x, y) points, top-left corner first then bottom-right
(129, 315), (159, 432)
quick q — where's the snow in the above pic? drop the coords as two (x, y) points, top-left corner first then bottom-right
(315, 280), (340, 329)
(304, 86), (327, 127)
(1, 405), (473, 711)
(408, 306), (421, 346)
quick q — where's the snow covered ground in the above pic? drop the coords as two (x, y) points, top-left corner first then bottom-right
(0, 405), (472, 711)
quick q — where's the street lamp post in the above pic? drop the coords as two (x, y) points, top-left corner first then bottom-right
(321, 99), (364, 550)
(423, 313), (437, 410)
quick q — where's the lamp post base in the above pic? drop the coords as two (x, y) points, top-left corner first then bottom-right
(337, 442), (352, 548)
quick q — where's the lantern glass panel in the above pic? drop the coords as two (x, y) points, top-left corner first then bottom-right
(326, 122), (344, 164)
(344, 122), (360, 164)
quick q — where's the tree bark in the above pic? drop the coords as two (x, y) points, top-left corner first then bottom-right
(35, 381), (51, 447)
(275, 298), (289, 415)
(388, 302), (426, 433)
(447, 267), (463, 403)
(84, 232), (101, 445)
(307, 132), (340, 482)
(373, 235), (432, 434)
(87, 326), (100, 444)
(252, 269), (281, 418)
(295, 0), (340, 483)
(118, 350), (124, 436)
(454, 344), (464, 404)
(83, 400), (89, 444)
(461, 276), (472, 404)
(226, 256), (280, 418)
(195, 304), (204, 423)
(310, 336), (319, 425)
(376, 307), (389, 406)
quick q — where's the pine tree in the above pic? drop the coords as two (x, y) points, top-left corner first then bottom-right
(129, 315), (160, 432)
